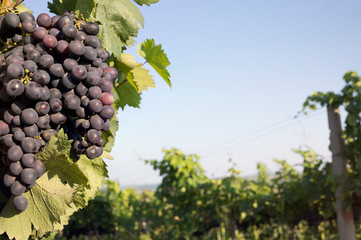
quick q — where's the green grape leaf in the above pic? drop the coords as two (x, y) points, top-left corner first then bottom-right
(48, 0), (95, 19)
(113, 81), (142, 109)
(15, 4), (32, 14)
(0, 173), (75, 240)
(137, 38), (171, 87)
(102, 113), (119, 152)
(133, 0), (159, 6)
(91, 0), (144, 56)
(131, 65), (155, 92)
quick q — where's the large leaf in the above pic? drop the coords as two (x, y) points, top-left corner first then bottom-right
(137, 38), (171, 87)
(131, 65), (155, 92)
(133, 0), (159, 6)
(48, 0), (95, 18)
(113, 81), (142, 109)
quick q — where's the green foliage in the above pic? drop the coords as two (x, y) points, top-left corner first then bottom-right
(133, 0), (159, 6)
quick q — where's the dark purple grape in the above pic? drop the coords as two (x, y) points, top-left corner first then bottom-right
(3, 173), (16, 187)
(35, 101), (50, 115)
(49, 112), (66, 125)
(88, 86), (102, 99)
(41, 86), (50, 101)
(23, 44), (35, 54)
(75, 107), (86, 118)
(6, 79), (24, 97)
(84, 36), (101, 48)
(25, 81), (42, 100)
(21, 108), (38, 125)
(63, 58), (77, 72)
(33, 160), (45, 177)
(82, 120), (90, 129)
(3, 110), (13, 124)
(35, 42), (49, 55)
(62, 89), (74, 98)
(21, 137), (37, 153)
(4, 13), (19, 28)
(81, 95), (90, 107)
(92, 58), (102, 67)
(20, 12), (35, 22)
(49, 88), (62, 99)
(36, 114), (50, 129)
(9, 162), (23, 176)
(10, 181), (25, 196)
(56, 40), (69, 56)
(60, 73), (77, 90)
(100, 92), (115, 106)
(75, 82), (88, 96)
(88, 99), (102, 113)
(32, 69), (50, 85)
(49, 27), (60, 37)
(6, 55), (24, 65)
(86, 146), (97, 159)
(20, 168), (37, 185)
(12, 116), (21, 126)
(23, 60), (38, 72)
(86, 129), (100, 144)
(37, 13), (51, 29)
(98, 78), (113, 92)
(102, 120), (110, 131)
(24, 124), (38, 137)
(11, 102), (26, 115)
(13, 195), (28, 212)
(49, 63), (64, 78)
(13, 130), (25, 142)
(85, 71), (100, 86)
(24, 35), (37, 45)
(38, 54), (54, 69)
(33, 27), (48, 42)
(94, 146), (103, 157)
(41, 129), (57, 142)
(50, 15), (60, 28)
(21, 153), (36, 168)
(7, 63), (24, 78)
(43, 35), (57, 48)
(71, 65), (87, 81)
(69, 40), (85, 56)
(97, 137), (105, 146)
(26, 50), (41, 63)
(99, 106), (115, 119)
(75, 31), (87, 41)
(61, 24), (77, 38)
(22, 20), (36, 33)
(82, 46), (97, 62)
(90, 115), (104, 130)
(64, 95), (80, 110)
(84, 22), (99, 35)
(57, 15), (73, 29)
(7, 145), (23, 162)
(49, 99), (62, 112)
(103, 67), (118, 80)
(1, 134), (14, 147)
(0, 121), (10, 135)
(100, 50), (110, 62)
(49, 78), (60, 88)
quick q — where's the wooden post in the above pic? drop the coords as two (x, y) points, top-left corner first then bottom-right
(327, 105), (356, 240)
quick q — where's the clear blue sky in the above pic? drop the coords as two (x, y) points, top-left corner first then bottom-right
(34, 0), (361, 185)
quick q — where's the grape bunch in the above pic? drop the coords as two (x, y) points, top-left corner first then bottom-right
(0, 10), (117, 212)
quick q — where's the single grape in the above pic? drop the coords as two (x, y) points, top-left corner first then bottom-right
(49, 112), (66, 125)
(20, 168), (37, 185)
(64, 95), (80, 110)
(22, 20), (36, 33)
(81, 95), (90, 107)
(4, 12), (20, 28)
(75, 107), (86, 118)
(21, 137), (37, 153)
(49, 98), (62, 112)
(33, 160), (45, 177)
(103, 67), (118, 80)
(43, 35), (57, 48)
(60, 73), (77, 90)
(32, 69), (50, 85)
(84, 22), (99, 35)
(49, 78), (60, 88)
(26, 50), (41, 63)
(98, 78), (113, 92)
(56, 40), (69, 56)
(50, 15), (60, 28)
(23, 124), (39, 137)
(1, 134), (15, 147)
(84, 36), (101, 48)
(49, 63), (64, 78)
(21, 108), (38, 125)
(49, 27), (60, 37)
(12, 116), (21, 126)
(35, 101), (50, 115)
(86, 146), (97, 159)
(7, 145), (23, 162)
(0, 121), (10, 136)
(75, 31), (87, 41)
(63, 89), (75, 98)
(69, 40), (85, 56)
(82, 46), (97, 62)
(6, 79), (24, 97)
(23, 60), (38, 72)
(3, 173), (16, 187)
(102, 120), (110, 131)
(41, 129), (57, 142)
(71, 65), (87, 81)
(10, 102), (25, 115)
(36, 13), (51, 29)
(99, 106), (115, 119)
(38, 54), (54, 69)
(7, 63), (24, 78)
(49, 88), (62, 100)
(33, 27), (48, 42)
(63, 58), (77, 72)
(19, 12), (35, 22)
(82, 120), (90, 129)
(61, 24), (77, 39)
(85, 70), (100, 86)
(94, 146), (103, 157)
(92, 58), (103, 67)
(90, 115), (104, 130)
(13, 130), (25, 142)
(100, 92), (115, 106)
(36, 42), (49, 55)
(25, 81), (42, 100)
(23, 44), (35, 54)
(41, 86), (50, 101)
(9, 161), (23, 176)
(86, 129), (100, 144)
(3, 110), (13, 124)
(100, 49), (110, 62)
(57, 15), (73, 29)
(13, 195), (28, 212)
(75, 82), (88, 96)
(10, 181), (26, 196)
(88, 99), (102, 113)
(36, 114), (50, 129)
(6, 55), (24, 65)
(21, 153), (36, 168)
(88, 86), (102, 99)
(97, 137), (105, 146)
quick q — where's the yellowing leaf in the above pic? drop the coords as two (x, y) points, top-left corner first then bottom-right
(131, 65), (155, 92)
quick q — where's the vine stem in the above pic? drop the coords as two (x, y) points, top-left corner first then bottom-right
(116, 79), (128, 88)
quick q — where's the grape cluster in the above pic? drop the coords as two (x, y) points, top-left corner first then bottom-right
(0, 11), (116, 212)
